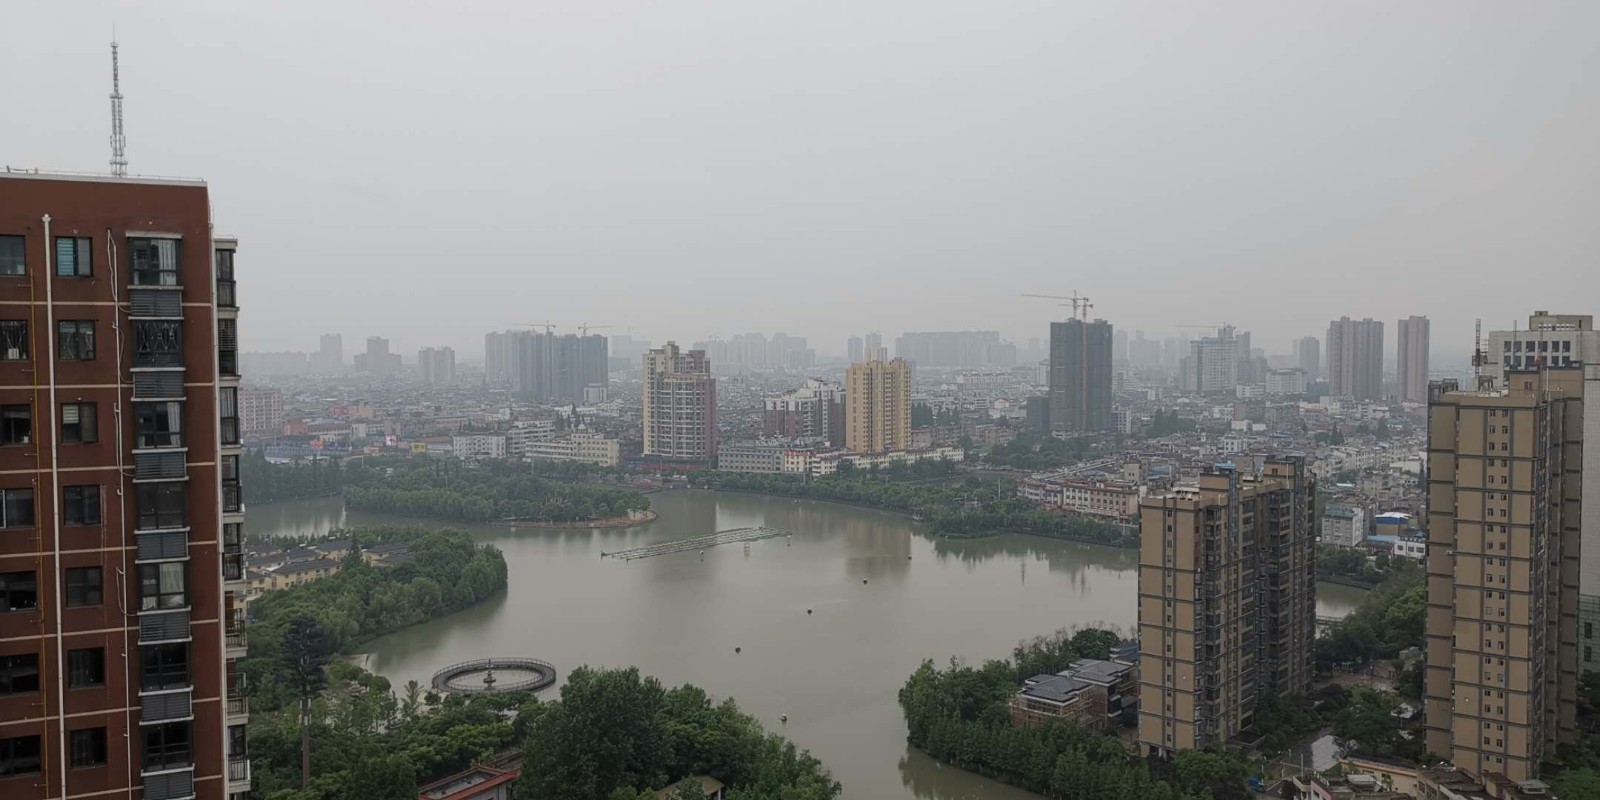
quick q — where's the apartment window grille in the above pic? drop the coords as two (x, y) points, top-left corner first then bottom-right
(66, 567), (103, 607)
(133, 320), (182, 367)
(58, 320), (95, 361)
(56, 237), (92, 277)
(68, 647), (105, 688)
(138, 562), (187, 611)
(130, 238), (180, 286)
(215, 250), (236, 307)
(136, 482), (187, 530)
(70, 728), (107, 767)
(0, 320), (27, 360)
(141, 643), (189, 691)
(218, 319), (238, 376)
(0, 653), (39, 694)
(1, 488), (33, 529)
(219, 388), (239, 445)
(61, 402), (98, 444)
(0, 571), (38, 612)
(0, 236), (24, 276)
(63, 485), (101, 526)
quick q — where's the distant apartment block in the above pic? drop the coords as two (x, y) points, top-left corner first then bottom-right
(1017, 476), (1143, 520)
(642, 342), (716, 461)
(1184, 326), (1240, 395)
(1265, 368), (1307, 396)
(1484, 312), (1598, 388)
(312, 332), (343, 373)
(354, 336), (402, 375)
(694, 332), (814, 373)
(491, 330), (608, 403)
(763, 378), (844, 446)
(781, 446), (964, 478)
(1327, 317), (1385, 400)
(1296, 336), (1321, 382)
(1424, 370), (1587, 781)
(1138, 458), (1316, 757)
(1397, 316), (1430, 404)
(716, 440), (789, 474)
(504, 420), (557, 460)
(240, 386), (285, 436)
(895, 330), (1014, 367)
(1321, 504), (1368, 548)
(845, 352), (912, 454)
(1048, 318), (1114, 431)
(452, 434), (508, 460)
(419, 346), (457, 384)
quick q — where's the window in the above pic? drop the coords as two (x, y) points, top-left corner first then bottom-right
(0, 653), (39, 694)
(132, 320), (182, 367)
(134, 402), (183, 449)
(136, 482), (186, 530)
(129, 238), (179, 286)
(141, 643), (189, 690)
(0, 237), (23, 275)
(138, 562), (187, 611)
(0, 572), (37, 613)
(222, 455), (241, 512)
(61, 403), (97, 444)
(2, 405), (31, 445)
(219, 388), (239, 445)
(57, 321), (95, 361)
(215, 249), (236, 308)
(65, 567), (103, 607)
(141, 721), (191, 772)
(0, 320), (27, 360)
(56, 237), (93, 277)
(70, 728), (106, 768)
(68, 647), (104, 688)
(0, 735), (40, 777)
(218, 321), (238, 376)
(63, 485), (100, 526)
(1, 489), (33, 529)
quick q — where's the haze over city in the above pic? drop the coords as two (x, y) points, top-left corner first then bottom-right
(5, 1), (1599, 358)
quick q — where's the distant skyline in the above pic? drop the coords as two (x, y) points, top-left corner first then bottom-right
(5, 2), (1597, 359)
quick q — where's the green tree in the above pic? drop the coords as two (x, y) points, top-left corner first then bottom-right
(283, 615), (336, 790)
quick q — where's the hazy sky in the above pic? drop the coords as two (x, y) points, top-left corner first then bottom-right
(5, 1), (1597, 361)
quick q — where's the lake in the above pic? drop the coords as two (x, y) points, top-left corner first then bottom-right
(255, 490), (1365, 799)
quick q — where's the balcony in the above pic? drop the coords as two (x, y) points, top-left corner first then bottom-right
(223, 552), (244, 582)
(225, 609), (247, 653)
(137, 530), (189, 562)
(216, 250), (237, 309)
(141, 688), (195, 724)
(226, 673), (248, 719)
(228, 756), (250, 784)
(222, 480), (242, 513)
(139, 609), (192, 644)
(221, 416), (240, 446)
(141, 766), (195, 800)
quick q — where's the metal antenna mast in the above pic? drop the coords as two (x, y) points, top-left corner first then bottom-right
(109, 38), (127, 177)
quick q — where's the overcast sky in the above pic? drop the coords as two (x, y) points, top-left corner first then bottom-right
(5, 1), (1597, 362)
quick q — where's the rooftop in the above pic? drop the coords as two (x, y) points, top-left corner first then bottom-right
(1, 167), (205, 187)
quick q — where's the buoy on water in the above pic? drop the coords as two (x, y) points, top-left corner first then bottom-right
(862, 579), (868, 584)
(806, 609), (813, 615)
(780, 714), (788, 724)
(735, 646), (742, 654)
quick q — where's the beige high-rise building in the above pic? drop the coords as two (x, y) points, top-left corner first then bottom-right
(1327, 316), (1385, 400)
(1137, 458), (1316, 758)
(1398, 316), (1430, 404)
(845, 351), (911, 454)
(1424, 369), (1584, 781)
(642, 342), (716, 461)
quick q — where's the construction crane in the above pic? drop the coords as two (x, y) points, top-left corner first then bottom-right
(577, 324), (613, 337)
(511, 321), (557, 333)
(1472, 318), (1491, 391)
(1022, 292), (1093, 321)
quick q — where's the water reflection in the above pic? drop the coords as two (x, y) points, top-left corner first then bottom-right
(899, 744), (1045, 800)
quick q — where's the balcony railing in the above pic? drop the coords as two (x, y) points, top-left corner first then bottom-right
(223, 552), (244, 582)
(222, 480), (242, 513)
(225, 610), (247, 650)
(219, 350), (239, 377)
(217, 280), (237, 309)
(220, 417), (240, 446)
(226, 673), (248, 717)
(227, 756), (250, 784)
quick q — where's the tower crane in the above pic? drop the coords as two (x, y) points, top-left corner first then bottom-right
(511, 322), (557, 333)
(1021, 292), (1093, 321)
(577, 324), (613, 337)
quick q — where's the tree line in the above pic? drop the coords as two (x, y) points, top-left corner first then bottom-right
(981, 431), (1096, 471)
(699, 469), (1135, 548)
(343, 460), (650, 523)
(898, 627), (1246, 800)
(242, 450), (360, 504)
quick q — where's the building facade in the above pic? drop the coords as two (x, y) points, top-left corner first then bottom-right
(642, 342), (716, 461)
(239, 386), (284, 437)
(1048, 318), (1114, 432)
(521, 431), (621, 467)
(1321, 504), (1368, 548)
(715, 441), (788, 474)
(1398, 316), (1430, 404)
(1327, 317), (1385, 400)
(418, 346), (456, 384)
(353, 336), (402, 376)
(1137, 458), (1316, 757)
(1484, 312), (1598, 388)
(498, 331), (608, 403)
(0, 172), (250, 800)
(763, 378), (844, 446)
(893, 330), (1008, 367)
(1296, 336), (1321, 383)
(1265, 368), (1308, 397)
(1186, 327), (1239, 395)
(845, 353), (912, 454)
(451, 434), (507, 461)
(312, 332), (342, 373)
(1423, 371), (1584, 781)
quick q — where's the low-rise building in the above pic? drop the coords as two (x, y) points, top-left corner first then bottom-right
(522, 430), (621, 467)
(264, 558), (343, 591)
(1322, 504), (1368, 547)
(419, 750), (521, 800)
(1008, 657), (1137, 732)
(453, 434), (508, 460)
(1017, 475), (1143, 520)
(717, 440), (788, 473)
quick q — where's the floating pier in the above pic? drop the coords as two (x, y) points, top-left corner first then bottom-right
(602, 526), (790, 561)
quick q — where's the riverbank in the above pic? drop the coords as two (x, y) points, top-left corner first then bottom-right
(504, 510), (657, 528)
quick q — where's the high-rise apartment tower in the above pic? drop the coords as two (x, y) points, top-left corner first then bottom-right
(845, 351), (912, 454)
(1048, 318), (1113, 432)
(1397, 316), (1430, 404)
(1295, 336), (1320, 383)
(0, 172), (251, 800)
(1423, 369), (1586, 781)
(1137, 458), (1316, 758)
(642, 342), (716, 461)
(1327, 317), (1385, 400)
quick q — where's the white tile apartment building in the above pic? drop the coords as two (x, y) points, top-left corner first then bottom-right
(1485, 311), (1597, 387)
(1321, 503), (1367, 547)
(241, 385), (285, 435)
(523, 431), (621, 467)
(1018, 475), (1143, 520)
(452, 434), (507, 460)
